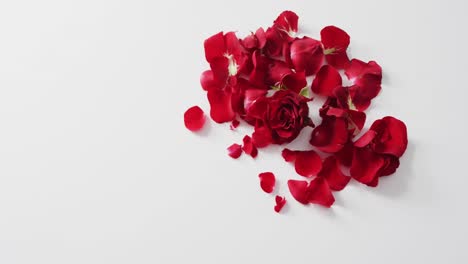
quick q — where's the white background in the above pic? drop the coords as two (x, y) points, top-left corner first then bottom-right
(0, 0), (466, 263)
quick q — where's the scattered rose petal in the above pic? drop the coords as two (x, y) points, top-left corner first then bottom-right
(242, 135), (258, 158)
(259, 172), (276, 193)
(287, 180), (309, 204)
(294, 150), (322, 177)
(230, 119), (240, 130)
(318, 156), (350, 191)
(289, 37), (324, 76)
(307, 177), (335, 207)
(227, 143), (243, 159)
(281, 148), (298, 162)
(274, 195), (286, 213)
(184, 106), (206, 131)
(320, 26), (350, 69)
(311, 65), (342, 96)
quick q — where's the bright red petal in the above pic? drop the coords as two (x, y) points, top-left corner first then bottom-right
(318, 156), (350, 191)
(274, 195), (286, 213)
(294, 150), (322, 177)
(307, 177), (335, 207)
(204, 32), (226, 63)
(227, 143), (242, 159)
(290, 37), (324, 76)
(259, 172), (276, 193)
(311, 65), (342, 96)
(282, 148), (298, 162)
(184, 106), (206, 131)
(287, 180), (309, 204)
(207, 90), (235, 123)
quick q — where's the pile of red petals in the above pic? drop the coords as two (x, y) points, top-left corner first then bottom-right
(184, 11), (408, 213)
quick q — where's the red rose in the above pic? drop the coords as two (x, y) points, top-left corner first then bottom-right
(247, 90), (312, 146)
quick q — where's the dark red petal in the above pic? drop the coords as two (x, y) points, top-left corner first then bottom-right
(259, 172), (276, 193)
(266, 60), (293, 86)
(274, 196), (286, 213)
(207, 90), (235, 123)
(350, 147), (385, 187)
(325, 53), (350, 69)
(252, 124), (272, 148)
(294, 150), (322, 177)
(307, 177), (335, 207)
(282, 71), (307, 94)
(204, 32), (226, 63)
(336, 141), (354, 167)
(244, 92), (268, 120)
(310, 116), (348, 153)
(320, 26), (350, 69)
(378, 155), (400, 176)
(184, 106), (206, 132)
(227, 143), (242, 159)
(318, 156), (350, 191)
(282, 148), (298, 162)
(249, 51), (271, 87)
(349, 83), (381, 111)
(290, 37), (324, 75)
(347, 110), (367, 136)
(242, 135), (258, 158)
(370, 116), (408, 157)
(321, 26), (350, 52)
(311, 65), (342, 96)
(265, 27), (286, 57)
(273, 10), (299, 41)
(230, 119), (240, 130)
(287, 180), (309, 204)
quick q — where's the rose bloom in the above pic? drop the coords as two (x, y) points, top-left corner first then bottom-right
(247, 90), (312, 146)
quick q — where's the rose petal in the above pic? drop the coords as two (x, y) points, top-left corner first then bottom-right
(336, 141), (354, 167)
(259, 172), (276, 193)
(265, 27), (286, 57)
(287, 180), (309, 204)
(204, 32), (226, 63)
(184, 106), (206, 131)
(274, 195), (286, 213)
(310, 116), (348, 153)
(252, 124), (272, 148)
(307, 177), (335, 207)
(227, 143), (242, 159)
(294, 150), (322, 177)
(354, 130), (377, 147)
(273, 10), (299, 41)
(266, 60), (293, 86)
(207, 89), (235, 123)
(290, 37), (324, 75)
(282, 71), (307, 94)
(230, 119), (240, 130)
(318, 156), (350, 191)
(282, 148), (298, 162)
(370, 116), (408, 157)
(311, 65), (342, 96)
(320, 26), (350, 69)
(378, 155), (400, 176)
(242, 135), (258, 158)
(350, 147), (385, 187)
